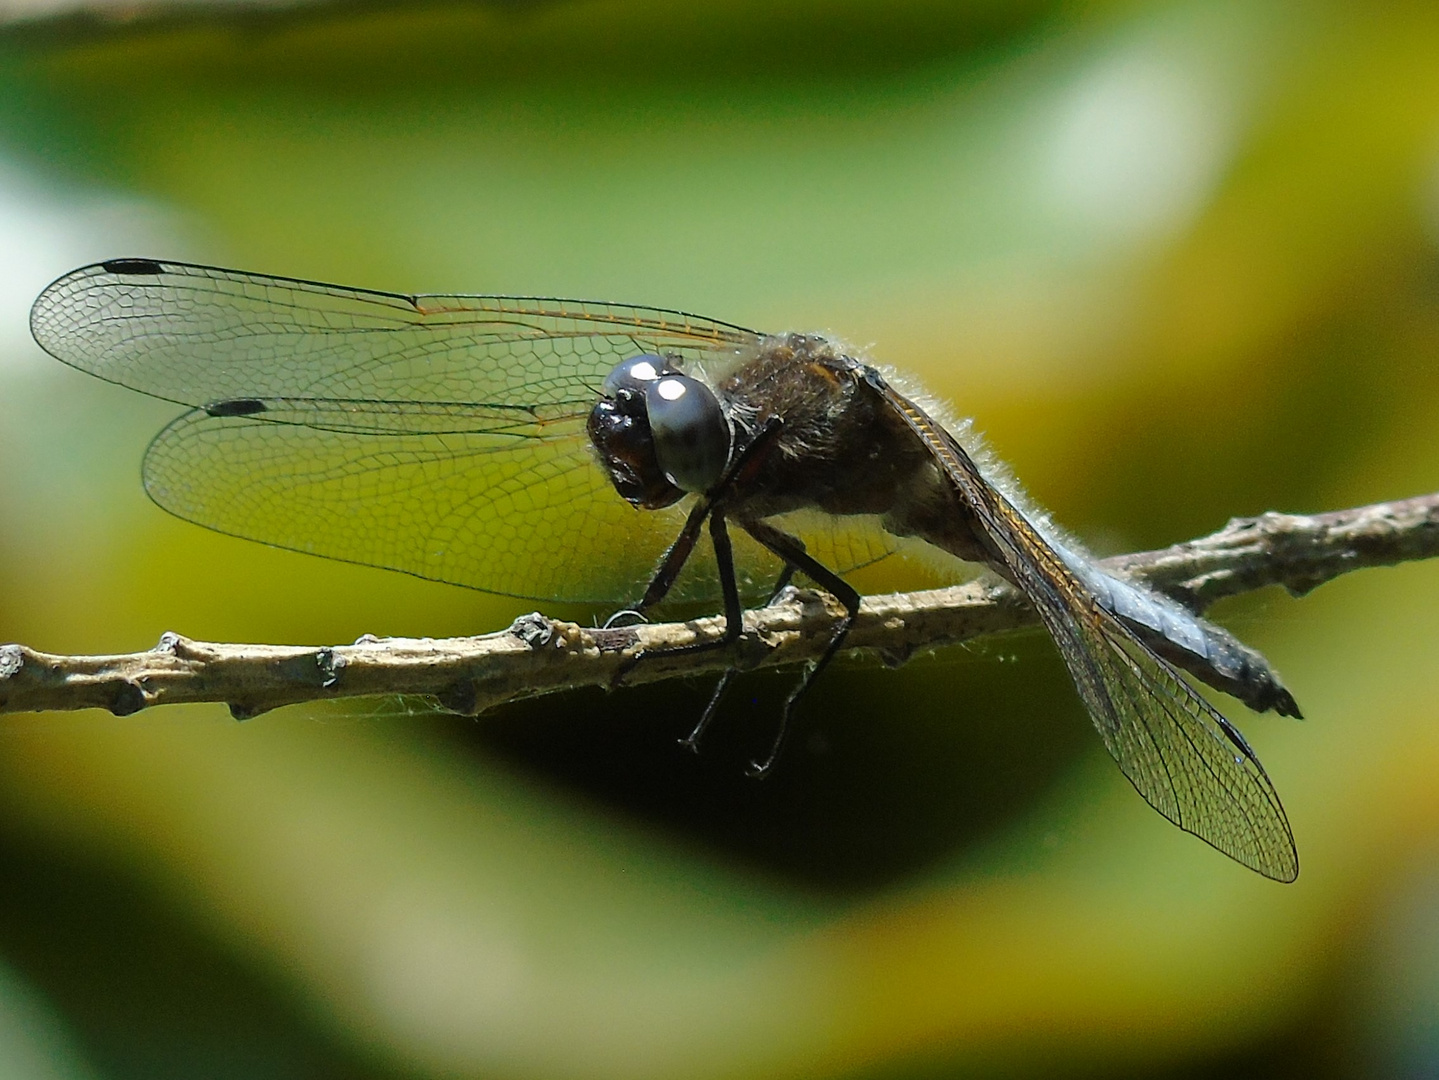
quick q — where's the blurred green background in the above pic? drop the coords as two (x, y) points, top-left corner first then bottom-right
(0, 0), (1437, 1076)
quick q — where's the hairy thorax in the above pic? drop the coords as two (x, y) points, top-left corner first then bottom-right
(713, 335), (989, 565)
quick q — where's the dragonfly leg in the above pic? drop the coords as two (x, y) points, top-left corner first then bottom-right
(618, 416), (788, 733)
(608, 498), (711, 683)
(614, 508), (745, 692)
(635, 497), (712, 614)
(614, 416), (786, 690)
(737, 517), (860, 778)
(680, 560), (800, 754)
(766, 563), (796, 604)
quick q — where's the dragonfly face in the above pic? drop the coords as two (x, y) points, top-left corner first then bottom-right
(587, 354), (733, 506)
(30, 259), (1302, 881)
(586, 355), (689, 509)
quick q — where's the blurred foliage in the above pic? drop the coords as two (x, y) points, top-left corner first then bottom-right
(0, 0), (1437, 1077)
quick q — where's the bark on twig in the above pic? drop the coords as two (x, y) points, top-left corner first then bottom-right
(2, 493), (1436, 720)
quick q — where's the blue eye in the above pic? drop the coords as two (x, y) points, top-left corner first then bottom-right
(643, 375), (731, 493)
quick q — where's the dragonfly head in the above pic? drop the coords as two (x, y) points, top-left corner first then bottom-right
(588, 354), (733, 507)
(589, 355), (686, 509)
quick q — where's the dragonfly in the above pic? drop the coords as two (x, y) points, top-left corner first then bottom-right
(30, 258), (1301, 881)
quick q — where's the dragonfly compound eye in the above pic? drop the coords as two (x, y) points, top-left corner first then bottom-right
(587, 360), (685, 510)
(601, 354), (674, 397)
(644, 375), (731, 494)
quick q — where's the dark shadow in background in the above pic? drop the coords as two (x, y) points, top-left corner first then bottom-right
(450, 629), (1094, 896)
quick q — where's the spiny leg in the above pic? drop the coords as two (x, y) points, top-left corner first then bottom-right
(738, 517), (861, 778)
(681, 558), (799, 754)
(676, 420), (799, 753)
(605, 497), (712, 633)
(614, 416), (788, 730)
(611, 415), (784, 633)
(607, 497), (714, 685)
(614, 507), (745, 690)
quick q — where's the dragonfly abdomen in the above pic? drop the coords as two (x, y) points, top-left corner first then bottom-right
(1064, 553), (1302, 718)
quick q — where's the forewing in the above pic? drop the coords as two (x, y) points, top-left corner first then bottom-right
(870, 374), (1297, 881)
(30, 259), (758, 410)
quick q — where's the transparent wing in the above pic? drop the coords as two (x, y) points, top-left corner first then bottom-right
(30, 259), (759, 409)
(143, 404), (695, 602)
(871, 375), (1298, 881)
(31, 260), (895, 601)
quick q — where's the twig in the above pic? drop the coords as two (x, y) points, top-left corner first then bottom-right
(2, 493), (1436, 720)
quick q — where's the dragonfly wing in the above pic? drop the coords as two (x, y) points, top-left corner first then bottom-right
(143, 401), (706, 602)
(30, 259), (760, 411)
(869, 372), (1297, 881)
(766, 508), (899, 583)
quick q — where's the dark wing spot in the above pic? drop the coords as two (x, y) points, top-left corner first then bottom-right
(101, 258), (165, 275)
(205, 398), (268, 417)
